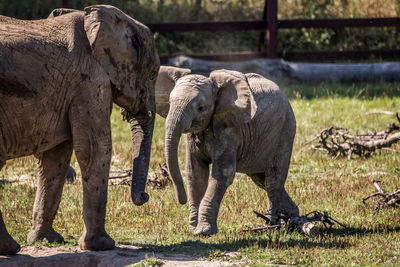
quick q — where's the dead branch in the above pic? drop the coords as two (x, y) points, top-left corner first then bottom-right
(362, 180), (400, 209)
(305, 113), (400, 159)
(240, 210), (345, 237)
(358, 171), (388, 178)
(109, 169), (132, 179)
(372, 179), (384, 194)
(381, 147), (400, 153)
(147, 163), (172, 189)
(109, 163), (171, 189)
(366, 110), (395, 116)
(241, 225), (281, 232)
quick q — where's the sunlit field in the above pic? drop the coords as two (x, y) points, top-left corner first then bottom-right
(1, 82), (399, 265)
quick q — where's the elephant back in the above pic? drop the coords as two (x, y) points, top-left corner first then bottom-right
(244, 73), (291, 120)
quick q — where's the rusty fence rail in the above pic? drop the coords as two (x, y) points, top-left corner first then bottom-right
(145, 0), (400, 63)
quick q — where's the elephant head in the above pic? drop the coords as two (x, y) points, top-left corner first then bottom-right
(84, 6), (159, 114)
(155, 67), (257, 204)
(50, 5), (160, 205)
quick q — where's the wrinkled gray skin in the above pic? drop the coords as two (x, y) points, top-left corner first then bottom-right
(156, 66), (299, 235)
(0, 5), (159, 255)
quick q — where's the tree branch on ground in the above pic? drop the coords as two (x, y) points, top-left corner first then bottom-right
(109, 163), (171, 189)
(304, 113), (400, 159)
(362, 180), (400, 209)
(240, 210), (346, 237)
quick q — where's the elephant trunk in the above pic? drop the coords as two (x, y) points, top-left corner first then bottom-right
(129, 111), (155, 206)
(165, 106), (192, 204)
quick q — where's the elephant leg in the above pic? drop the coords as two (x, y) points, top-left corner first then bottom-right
(250, 140), (298, 224)
(280, 188), (299, 218)
(249, 172), (283, 224)
(0, 211), (20, 255)
(0, 160), (21, 255)
(66, 166), (76, 183)
(185, 144), (209, 232)
(273, 131), (299, 218)
(261, 173), (298, 223)
(69, 100), (115, 251)
(27, 141), (73, 244)
(195, 142), (236, 236)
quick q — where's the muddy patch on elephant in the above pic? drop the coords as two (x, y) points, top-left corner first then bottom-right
(0, 245), (245, 267)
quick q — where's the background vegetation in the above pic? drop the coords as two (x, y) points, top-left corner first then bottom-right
(0, 0), (399, 57)
(1, 83), (399, 265)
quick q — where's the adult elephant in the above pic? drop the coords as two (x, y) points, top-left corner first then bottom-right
(155, 66), (299, 235)
(0, 5), (159, 255)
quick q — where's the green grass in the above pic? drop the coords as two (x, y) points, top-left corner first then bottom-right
(1, 82), (400, 266)
(136, 254), (164, 267)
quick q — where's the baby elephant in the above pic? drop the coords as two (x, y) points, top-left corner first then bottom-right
(155, 66), (299, 235)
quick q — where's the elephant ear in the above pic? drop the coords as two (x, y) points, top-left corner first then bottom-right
(155, 66), (191, 118)
(48, 8), (80, 18)
(84, 5), (144, 100)
(210, 69), (257, 128)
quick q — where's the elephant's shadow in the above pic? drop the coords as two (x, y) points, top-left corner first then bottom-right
(323, 225), (400, 237)
(131, 225), (400, 256)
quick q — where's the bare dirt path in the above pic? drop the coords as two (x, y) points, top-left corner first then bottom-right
(0, 245), (245, 267)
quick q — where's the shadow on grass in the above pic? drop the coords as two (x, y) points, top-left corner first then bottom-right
(121, 225), (400, 256)
(122, 234), (349, 256)
(324, 225), (400, 237)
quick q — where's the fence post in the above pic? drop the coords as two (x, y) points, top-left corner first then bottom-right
(266, 0), (278, 58)
(258, 0), (268, 51)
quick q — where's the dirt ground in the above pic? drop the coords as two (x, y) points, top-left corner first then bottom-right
(0, 245), (246, 267)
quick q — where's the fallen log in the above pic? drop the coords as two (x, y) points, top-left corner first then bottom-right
(289, 216), (320, 237)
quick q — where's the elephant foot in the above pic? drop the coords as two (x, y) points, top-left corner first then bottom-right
(281, 203), (300, 219)
(265, 214), (280, 225)
(194, 222), (218, 236)
(78, 233), (115, 251)
(189, 223), (197, 232)
(189, 216), (198, 232)
(0, 235), (21, 255)
(27, 228), (64, 244)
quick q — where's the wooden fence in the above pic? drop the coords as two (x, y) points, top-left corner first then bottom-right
(145, 0), (400, 63)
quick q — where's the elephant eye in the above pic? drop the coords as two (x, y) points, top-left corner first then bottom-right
(197, 106), (204, 112)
